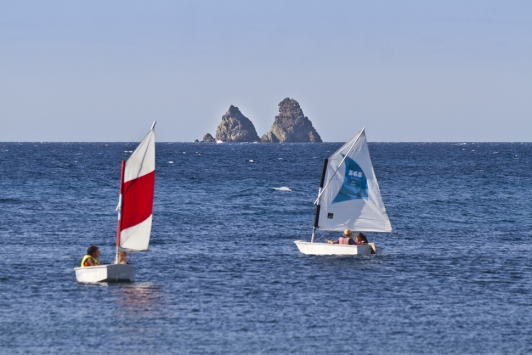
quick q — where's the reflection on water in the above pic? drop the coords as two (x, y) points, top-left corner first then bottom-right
(110, 282), (164, 316)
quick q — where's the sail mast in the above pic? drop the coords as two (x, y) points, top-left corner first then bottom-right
(115, 160), (126, 263)
(311, 158), (328, 243)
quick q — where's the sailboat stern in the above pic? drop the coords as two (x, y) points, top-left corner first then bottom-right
(294, 240), (376, 255)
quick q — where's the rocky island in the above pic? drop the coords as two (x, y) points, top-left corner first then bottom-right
(261, 98), (322, 143)
(215, 105), (260, 142)
(199, 99), (322, 143)
(202, 133), (216, 143)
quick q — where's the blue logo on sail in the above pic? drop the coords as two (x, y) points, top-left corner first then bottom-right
(332, 155), (368, 203)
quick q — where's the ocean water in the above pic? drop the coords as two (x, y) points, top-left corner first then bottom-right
(1, 142), (531, 354)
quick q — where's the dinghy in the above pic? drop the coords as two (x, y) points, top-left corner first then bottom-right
(294, 128), (391, 255)
(75, 122), (156, 282)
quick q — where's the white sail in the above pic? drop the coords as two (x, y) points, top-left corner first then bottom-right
(119, 124), (156, 251)
(123, 128), (156, 183)
(316, 128), (392, 233)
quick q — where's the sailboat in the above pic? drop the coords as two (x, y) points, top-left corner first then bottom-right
(75, 122), (156, 282)
(294, 128), (391, 255)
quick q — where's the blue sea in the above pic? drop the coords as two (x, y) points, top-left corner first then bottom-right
(1, 142), (531, 354)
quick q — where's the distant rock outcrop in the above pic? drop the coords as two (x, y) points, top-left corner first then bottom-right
(215, 105), (260, 142)
(261, 131), (280, 143)
(261, 98), (322, 143)
(202, 133), (216, 143)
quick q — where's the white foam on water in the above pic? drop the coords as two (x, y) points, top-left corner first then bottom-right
(249, 160), (254, 162)
(273, 186), (292, 191)
(168, 161), (174, 164)
(278, 158), (283, 160)
(216, 140), (224, 144)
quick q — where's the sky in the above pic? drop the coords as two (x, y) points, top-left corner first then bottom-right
(1, 0), (531, 142)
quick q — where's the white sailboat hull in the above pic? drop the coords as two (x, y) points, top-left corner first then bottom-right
(294, 241), (377, 255)
(74, 264), (136, 282)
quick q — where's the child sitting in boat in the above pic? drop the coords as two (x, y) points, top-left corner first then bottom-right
(355, 232), (369, 245)
(326, 229), (357, 245)
(355, 232), (376, 254)
(115, 250), (129, 264)
(81, 246), (101, 267)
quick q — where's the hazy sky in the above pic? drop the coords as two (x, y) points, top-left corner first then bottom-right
(1, 1), (531, 142)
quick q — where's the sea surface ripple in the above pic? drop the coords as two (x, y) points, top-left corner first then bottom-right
(0, 142), (531, 354)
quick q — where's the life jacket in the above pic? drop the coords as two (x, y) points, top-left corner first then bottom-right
(339, 237), (350, 245)
(81, 255), (99, 267)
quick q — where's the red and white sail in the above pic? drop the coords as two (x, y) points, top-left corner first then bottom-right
(117, 123), (156, 251)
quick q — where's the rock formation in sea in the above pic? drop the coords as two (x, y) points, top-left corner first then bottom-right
(215, 105), (260, 142)
(202, 133), (216, 143)
(193, 139), (199, 143)
(261, 98), (322, 143)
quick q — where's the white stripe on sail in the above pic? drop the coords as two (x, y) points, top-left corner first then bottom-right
(120, 215), (152, 251)
(124, 129), (156, 183)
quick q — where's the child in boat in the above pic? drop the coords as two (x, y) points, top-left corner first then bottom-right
(355, 232), (369, 245)
(326, 229), (356, 245)
(81, 246), (101, 267)
(115, 250), (129, 264)
(356, 232), (376, 253)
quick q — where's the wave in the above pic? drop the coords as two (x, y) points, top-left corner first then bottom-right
(273, 186), (292, 192)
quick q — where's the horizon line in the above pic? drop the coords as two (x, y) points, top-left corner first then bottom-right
(0, 141), (531, 144)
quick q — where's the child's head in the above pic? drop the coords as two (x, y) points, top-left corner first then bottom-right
(87, 245), (99, 257)
(118, 250), (127, 260)
(355, 233), (367, 243)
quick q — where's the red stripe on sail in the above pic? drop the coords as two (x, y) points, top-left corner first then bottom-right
(121, 171), (155, 231)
